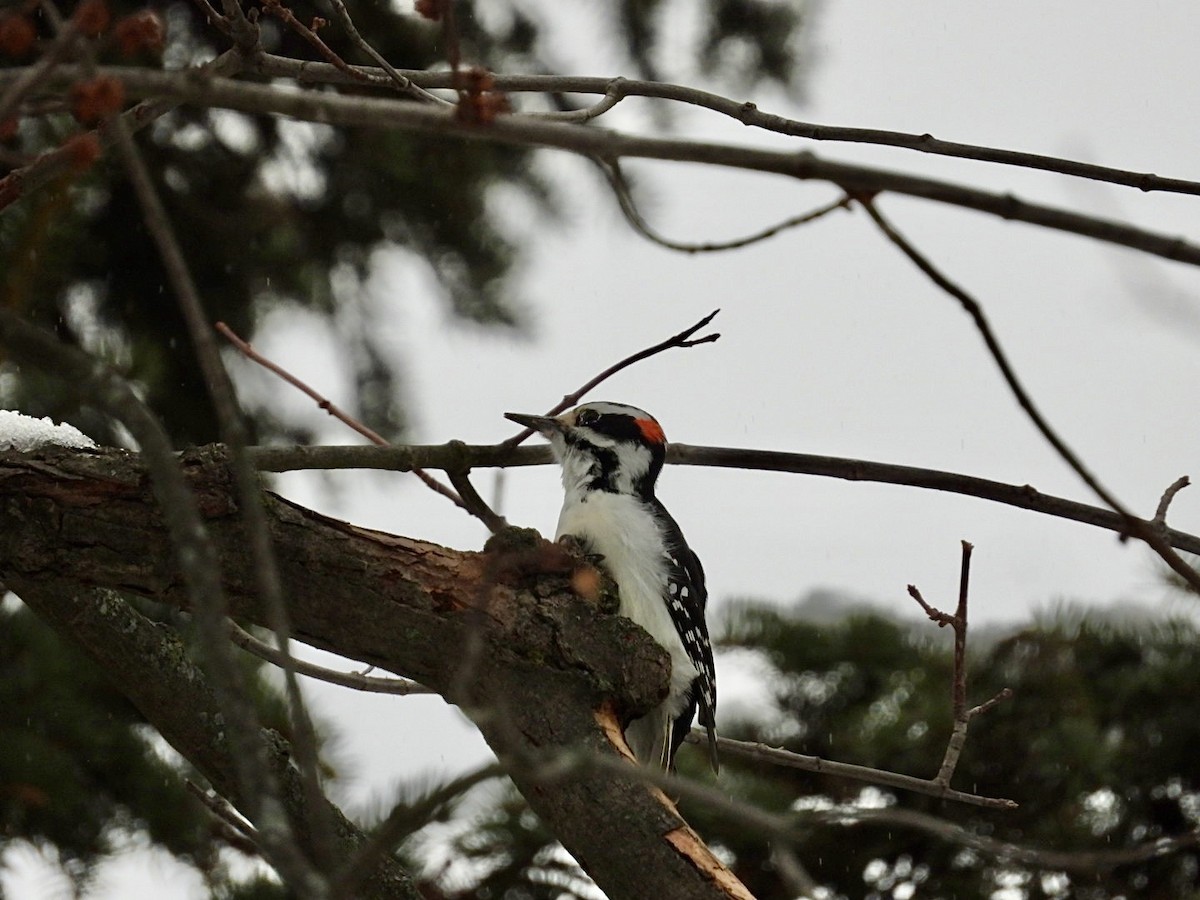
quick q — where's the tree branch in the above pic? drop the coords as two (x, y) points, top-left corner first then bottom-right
(907, 542), (1011, 788)
(228, 621), (435, 695)
(599, 155), (852, 252)
(0, 308), (317, 889)
(860, 197), (1200, 594)
(683, 731), (1014, 810)
(241, 442), (1200, 558)
(503, 309), (721, 447)
(807, 806), (1200, 875)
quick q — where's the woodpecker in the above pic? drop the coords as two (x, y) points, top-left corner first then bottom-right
(505, 402), (718, 773)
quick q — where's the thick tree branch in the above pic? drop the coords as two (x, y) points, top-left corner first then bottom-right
(0, 446), (750, 900)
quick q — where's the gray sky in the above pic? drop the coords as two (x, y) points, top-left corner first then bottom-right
(8, 1), (1200, 896)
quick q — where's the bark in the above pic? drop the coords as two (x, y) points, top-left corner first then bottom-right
(0, 444), (752, 900)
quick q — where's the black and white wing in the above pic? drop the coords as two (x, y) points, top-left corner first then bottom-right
(655, 501), (719, 773)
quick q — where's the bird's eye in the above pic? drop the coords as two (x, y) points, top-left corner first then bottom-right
(576, 408), (599, 427)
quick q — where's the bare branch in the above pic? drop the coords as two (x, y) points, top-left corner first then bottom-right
(244, 442), (1200, 559)
(323, 0), (447, 103)
(907, 543), (1010, 787)
(228, 622), (435, 695)
(504, 309), (721, 446)
(216, 321), (389, 445)
(906, 583), (954, 628)
(1154, 476), (1191, 527)
(186, 780), (260, 854)
(599, 155), (852, 252)
(859, 197), (1200, 595)
(447, 466), (507, 533)
(684, 731), (1016, 810)
(0, 313), (323, 891)
(260, 0), (369, 85)
(245, 57), (1200, 198)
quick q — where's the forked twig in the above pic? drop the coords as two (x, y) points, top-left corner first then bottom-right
(503, 309), (721, 447)
(907, 541), (1012, 787)
(324, 0), (447, 103)
(260, 0), (369, 83)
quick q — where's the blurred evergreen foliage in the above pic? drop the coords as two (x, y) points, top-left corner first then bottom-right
(421, 593), (1200, 899)
(0, 0), (810, 447)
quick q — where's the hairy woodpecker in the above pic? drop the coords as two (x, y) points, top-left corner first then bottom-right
(505, 402), (718, 773)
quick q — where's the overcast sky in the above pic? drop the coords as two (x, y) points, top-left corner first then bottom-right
(8, 1), (1200, 896)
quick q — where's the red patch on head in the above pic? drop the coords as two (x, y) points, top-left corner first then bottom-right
(635, 417), (666, 444)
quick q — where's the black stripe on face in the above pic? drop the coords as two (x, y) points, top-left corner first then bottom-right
(564, 433), (621, 493)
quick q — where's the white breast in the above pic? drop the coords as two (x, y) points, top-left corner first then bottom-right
(555, 491), (699, 716)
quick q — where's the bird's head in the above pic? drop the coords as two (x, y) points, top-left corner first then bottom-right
(505, 402), (667, 498)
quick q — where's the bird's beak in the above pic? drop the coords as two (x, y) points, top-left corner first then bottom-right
(505, 411), (563, 435)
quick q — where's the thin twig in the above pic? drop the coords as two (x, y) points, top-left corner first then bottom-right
(215, 321), (476, 520)
(323, 0), (447, 103)
(185, 779), (261, 854)
(260, 0), (369, 84)
(503, 309), (720, 447)
(215, 322), (388, 444)
(228, 621), (435, 695)
(1154, 476), (1190, 527)
(860, 197), (1200, 596)
(906, 542), (1010, 787)
(529, 79), (625, 122)
(600, 156), (852, 253)
(188, 0), (231, 36)
(806, 806), (1200, 875)
(447, 467), (507, 533)
(684, 731), (1016, 809)
(110, 114), (333, 882)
